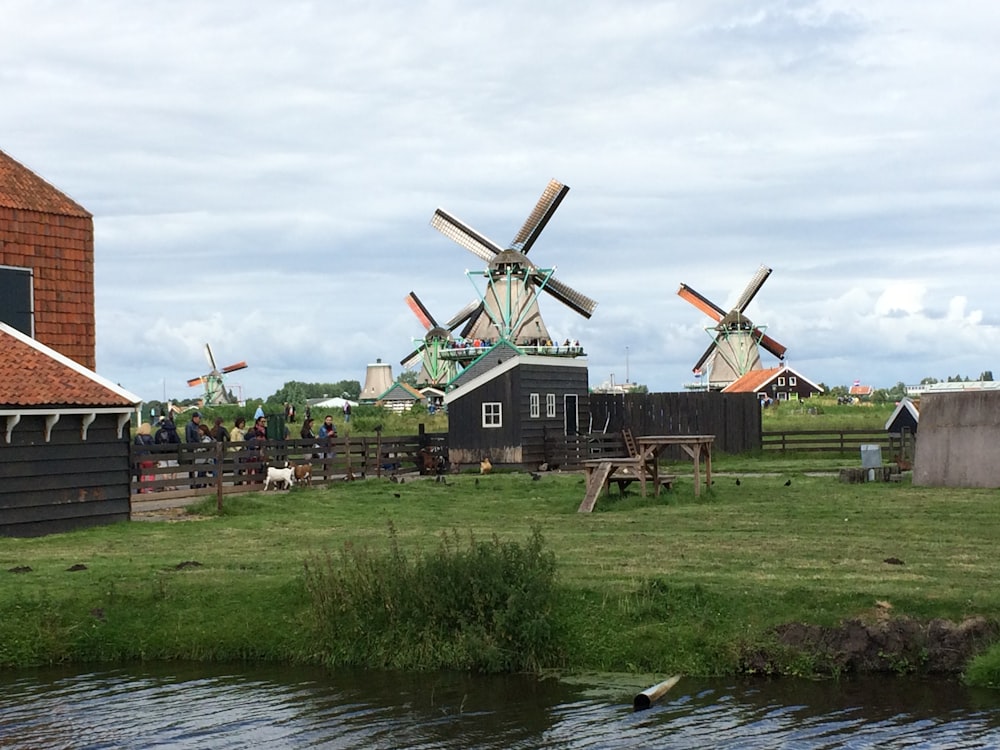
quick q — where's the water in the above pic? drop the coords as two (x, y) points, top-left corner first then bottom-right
(1, 664), (999, 749)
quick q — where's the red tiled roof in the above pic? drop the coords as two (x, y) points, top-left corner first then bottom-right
(0, 149), (91, 218)
(722, 367), (784, 393)
(0, 324), (136, 407)
(849, 385), (874, 396)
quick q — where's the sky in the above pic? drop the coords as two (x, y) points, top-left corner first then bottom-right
(3, 1), (1000, 402)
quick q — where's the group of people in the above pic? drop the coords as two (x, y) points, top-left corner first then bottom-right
(133, 410), (342, 492)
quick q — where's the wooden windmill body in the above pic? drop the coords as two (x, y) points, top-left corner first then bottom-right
(429, 179), (597, 355)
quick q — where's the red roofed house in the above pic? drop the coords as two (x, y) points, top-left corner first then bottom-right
(722, 365), (824, 402)
(1, 322), (140, 536)
(0, 149), (95, 369)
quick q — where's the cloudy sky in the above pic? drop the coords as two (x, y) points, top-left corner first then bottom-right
(4, 1), (999, 401)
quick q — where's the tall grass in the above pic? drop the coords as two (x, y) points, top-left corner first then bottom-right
(303, 523), (562, 673)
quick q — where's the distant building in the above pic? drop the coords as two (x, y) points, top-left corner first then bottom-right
(0, 149), (96, 369)
(722, 365), (823, 402)
(376, 381), (425, 413)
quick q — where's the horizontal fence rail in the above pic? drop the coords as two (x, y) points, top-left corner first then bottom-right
(761, 429), (896, 454)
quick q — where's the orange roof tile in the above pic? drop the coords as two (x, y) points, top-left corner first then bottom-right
(722, 367), (784, 393)
(0, 323), (137, 407)
(0, 149), (91, 218)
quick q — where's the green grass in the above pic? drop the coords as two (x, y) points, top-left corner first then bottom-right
(1, 468), (998, 683)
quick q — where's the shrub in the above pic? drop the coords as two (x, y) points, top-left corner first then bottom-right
(303, 524), (562, 673)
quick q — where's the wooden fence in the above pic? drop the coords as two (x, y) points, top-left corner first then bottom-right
(130, 432), (447, 509)
(761, 429), (900, 455)
(589, 391), (761, 457)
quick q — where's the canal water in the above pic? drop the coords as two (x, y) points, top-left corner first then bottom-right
(1, 663), (999, 748)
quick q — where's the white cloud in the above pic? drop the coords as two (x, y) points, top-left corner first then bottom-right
(4, 0), (1000, 399)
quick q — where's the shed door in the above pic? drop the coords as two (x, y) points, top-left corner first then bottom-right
(564, 394), (579, 435)
(0, 266), (33, 336)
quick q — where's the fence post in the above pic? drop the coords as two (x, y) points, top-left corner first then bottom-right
(215, 442), (224, 512)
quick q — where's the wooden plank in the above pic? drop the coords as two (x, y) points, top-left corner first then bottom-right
(579, 461), (612, 513)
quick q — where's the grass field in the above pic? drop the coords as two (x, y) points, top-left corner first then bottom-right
(2, 461), (998, 683)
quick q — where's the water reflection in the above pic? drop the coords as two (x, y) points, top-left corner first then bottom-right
(0, 664), (998, 749)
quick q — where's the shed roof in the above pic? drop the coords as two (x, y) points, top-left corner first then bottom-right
(0, 149), (91, 217)
(0, 322), (138, 408)
(885, 397), (920, 431)
(377, 381), (424, 402)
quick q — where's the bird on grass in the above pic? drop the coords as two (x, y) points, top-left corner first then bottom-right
(393, 492), (401, 498)
(784, 479), (792, 486)
(530, 472), (541, 481)
(735, 478), (741, 486)
(475, 478), (480, 487)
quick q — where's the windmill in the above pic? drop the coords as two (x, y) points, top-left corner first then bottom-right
(400, 292), (479, 387)
(186, 343), (248, 405)
(430, 179), (597, 350)
(677, 264), (787, 390)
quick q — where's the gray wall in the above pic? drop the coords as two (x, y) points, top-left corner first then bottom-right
(913, 391), (1000, 488)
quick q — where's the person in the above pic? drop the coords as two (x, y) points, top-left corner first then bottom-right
(343, 402), (352, 423)
(300, 417), (319, 460)
(185, 412), (203, 444)
(254, 403), (265, 420)
(211, 416), (229, 444)
(230, 417), (246, 444)
(244, 415), (268, 478)
(194, 422), (215, 486)
(153, 414), (180, 489)
(185, 412), (206, 488)
(133, 422), (155, 493)
(230, 417), (247, 483)
(318, 414), (337, 463)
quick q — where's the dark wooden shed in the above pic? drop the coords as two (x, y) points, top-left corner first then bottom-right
(1, 322), (139, 537)
(444, 348), (589, 469)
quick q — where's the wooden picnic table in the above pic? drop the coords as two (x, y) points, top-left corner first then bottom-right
(635, 435), (714, 497)
(578, 434), (715, 512)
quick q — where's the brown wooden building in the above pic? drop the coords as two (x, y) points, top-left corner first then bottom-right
(722, 365), (823, 402)
(0, 149), (95, 369)
(444, 350), (589, 468)
(1, 322), (139, 536)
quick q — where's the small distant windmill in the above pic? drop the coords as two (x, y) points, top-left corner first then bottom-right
(430, 179), (597, 347)
(400, 292), (479, 387)
(677, 265), (787, 390)
(186, 343), (248, 405)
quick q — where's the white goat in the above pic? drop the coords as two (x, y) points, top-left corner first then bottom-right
(264, 464), (295, 491)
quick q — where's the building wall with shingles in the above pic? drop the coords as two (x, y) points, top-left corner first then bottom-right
(0, 150), (95, 370)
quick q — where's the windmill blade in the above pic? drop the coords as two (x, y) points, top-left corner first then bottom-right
(400, 348), (422, 368)
(757, 331), (787, 360)
(431, 209), (504, 263)
(511, 179), (569, 255)
(204, 343), (218, 372)
(445, 299), (480, 330)
(733, 265), (772, 313)
(677, 284), (725, 321)
(405, 292), (438, 330)
(693, 341), (717, 373)
(222, 361), (248, 374)
(187, 376), (205, 387)
(531, 273), (598, 318)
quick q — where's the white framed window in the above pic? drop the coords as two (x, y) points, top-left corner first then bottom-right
(777, 377), (786, 386)
(546, 393), (556, 418)
(530, 393), (540, 418)
(777, 391), (788, 401)
(482, 402), (502, 428)
(789, 376), (797, 386)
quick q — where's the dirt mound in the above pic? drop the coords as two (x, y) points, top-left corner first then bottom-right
(742, 616), (999, 676)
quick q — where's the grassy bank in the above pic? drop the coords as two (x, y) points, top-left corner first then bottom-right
(2, 469), (998, 684)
